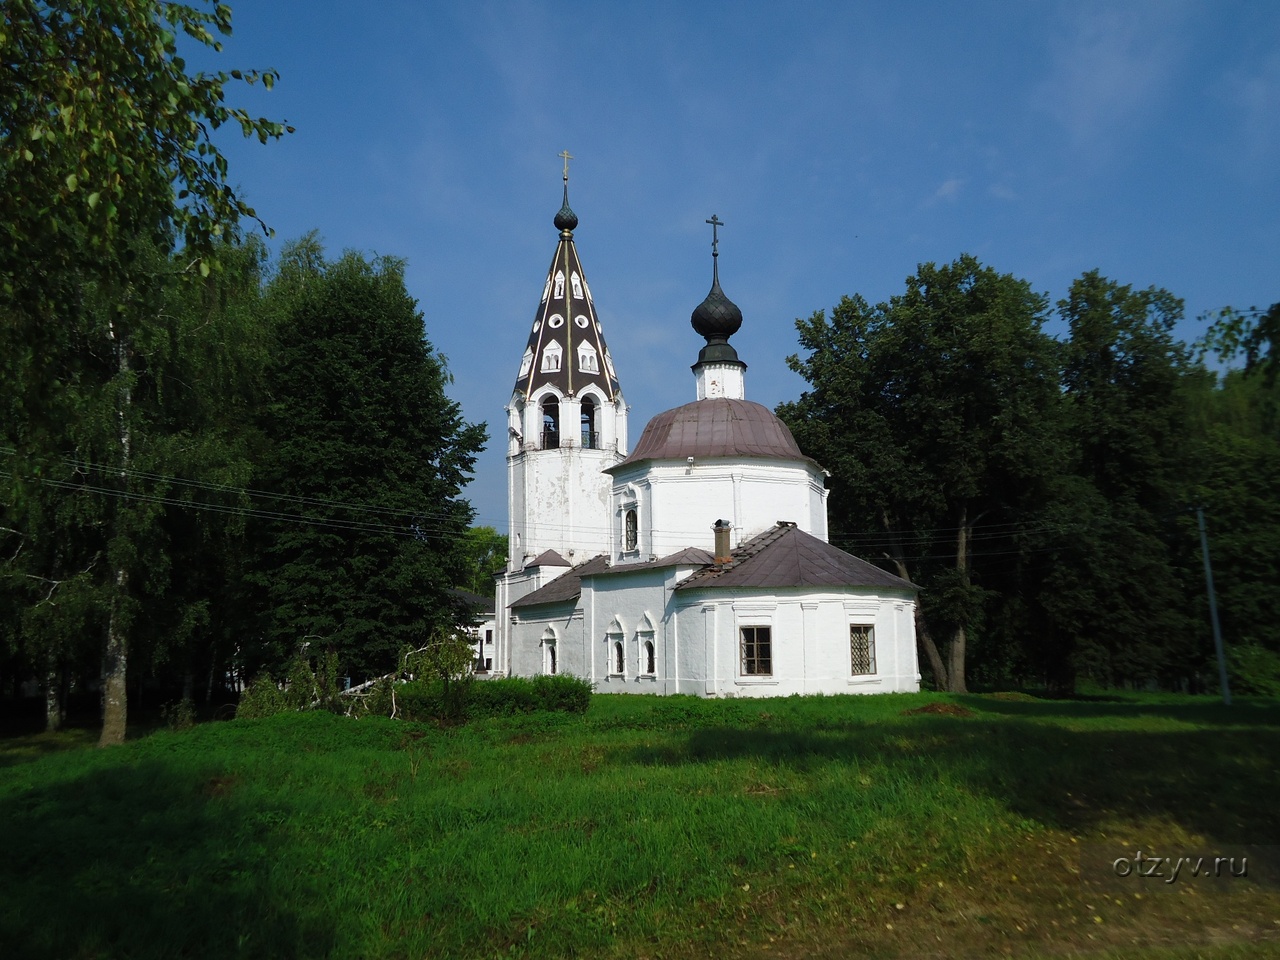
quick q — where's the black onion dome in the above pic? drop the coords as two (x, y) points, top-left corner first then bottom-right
(553, 182), (578, 233)
(690, 278), (743, 341)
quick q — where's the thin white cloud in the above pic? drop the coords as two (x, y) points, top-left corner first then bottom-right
(1223, 48), (1280, 173)
(1035, 2), (1189, 147)
(934, 178), (964, 201)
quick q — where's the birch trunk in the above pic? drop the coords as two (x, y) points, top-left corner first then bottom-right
(99, 315), (132, 747)
(100, 575), (129, 745)
(948, 505), (970, 694)
(45, 666), (63, 733)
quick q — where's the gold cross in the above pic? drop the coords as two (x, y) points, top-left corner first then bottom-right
(559, 150), (574, 180)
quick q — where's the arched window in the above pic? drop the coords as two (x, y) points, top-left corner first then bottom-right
(541, 338), (562, 373)
(644, 640), (655, 675)
(614, 641), (625, 675)
(542, 627), (558, 676)
(624, 508), (638, 552)
(541, 397), (560, 449)
(580, 396), (597, 449)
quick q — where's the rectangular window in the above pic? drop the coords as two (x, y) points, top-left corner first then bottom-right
(485, 630), (493, 646)
(850, 624), (876, 675)
(740, 626), (772, 676)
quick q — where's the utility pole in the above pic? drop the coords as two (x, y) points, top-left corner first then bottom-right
(1196, 506), (1231, 706)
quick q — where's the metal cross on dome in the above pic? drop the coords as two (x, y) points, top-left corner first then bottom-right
(706, 214), (723, 257)
(559, 149), (573, 180)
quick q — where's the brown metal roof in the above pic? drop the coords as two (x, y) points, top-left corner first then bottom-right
(510, 547), (717, 611)
(526, 549), (570, 568)
(674, 523), (918, 592)
(510, 555), (610, 609)
(607, 398), (814, 472)
(593, 547), (715, 576)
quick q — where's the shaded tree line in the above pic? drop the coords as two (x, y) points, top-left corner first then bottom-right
(778, 256), (1279, 695)
(1, 231), (488, 737)
(1, 2), (486, 741)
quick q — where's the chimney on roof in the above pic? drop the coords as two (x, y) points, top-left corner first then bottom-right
(713, 519), (733, 564)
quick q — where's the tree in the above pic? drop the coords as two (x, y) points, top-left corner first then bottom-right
(1048, 272), (1197, 689)
(779, 255), (1062, 692)
(246, 238), (487, 681)
(1, 1), (289, 743)
(459, 526), (507, 596)
(1203, 302), (1280, 387)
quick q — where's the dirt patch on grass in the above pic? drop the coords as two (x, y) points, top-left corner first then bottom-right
(902, 702), (974, 718)
(204, 774), (240, 797)
(719, 830), (1280, 960)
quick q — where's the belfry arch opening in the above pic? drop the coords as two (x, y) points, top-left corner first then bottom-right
(541, 396), (560, 449)
(581, 396), (598, 449)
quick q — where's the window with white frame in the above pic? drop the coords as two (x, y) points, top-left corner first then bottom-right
(638, 613), (656, 677)
(740, 626), (772, 676)
(624, 508), (638, 552)
(850, 624), (876, 675)
(606, 617), (625, 677)
(542, 627), (558, 676)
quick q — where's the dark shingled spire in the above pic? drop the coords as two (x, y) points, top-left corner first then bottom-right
(512, 161), (620, 400)
(690, 214), (743, 364)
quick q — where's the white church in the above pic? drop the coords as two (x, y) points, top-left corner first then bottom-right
(486, 172), (920, 697)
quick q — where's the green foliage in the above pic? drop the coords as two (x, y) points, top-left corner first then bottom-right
(388, 674), (593, 723)
(159, 697), (196, 730)
(0, 0), (291, 279)
(1203, 301), (1280, 387)
(246, 240), (487, 680)
(458, 525), (507, 595)
(1, 2), (288, 742)
(1227, 644), (1280, 697)
(780, 254), (1062, 692)
(1180, 370), (1280, 657)
(235, 673), (288, 720)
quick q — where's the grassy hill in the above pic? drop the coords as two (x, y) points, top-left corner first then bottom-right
(3, 692), (1278, 959)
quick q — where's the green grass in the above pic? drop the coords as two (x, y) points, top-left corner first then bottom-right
(2, 691), (1279, 959)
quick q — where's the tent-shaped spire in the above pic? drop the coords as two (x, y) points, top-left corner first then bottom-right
(513, 167), (620, 400)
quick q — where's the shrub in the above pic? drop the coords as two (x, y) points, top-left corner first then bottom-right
(237, 674), (289, 719)
(160, 697), (196, 730)
(1227, 643), (1280, 697)
(393, 681), (445, 722)
(469, 677), (537, 716)
(530, 674), (592, 714)
(383, 674), (593, 723)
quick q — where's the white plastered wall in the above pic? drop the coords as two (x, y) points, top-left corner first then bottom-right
(609, 457), (829, 561)
(670, 588), (920, 697)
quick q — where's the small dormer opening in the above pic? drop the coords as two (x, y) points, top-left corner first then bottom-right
(540, 339), (562, 373)
(541, 397), (560, 449)
(581, 396), (598, 449)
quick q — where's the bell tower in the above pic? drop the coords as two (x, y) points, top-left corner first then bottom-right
(503, 159), (628, 573)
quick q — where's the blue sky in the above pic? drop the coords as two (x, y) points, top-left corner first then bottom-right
(203, 1), (1280, 531)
